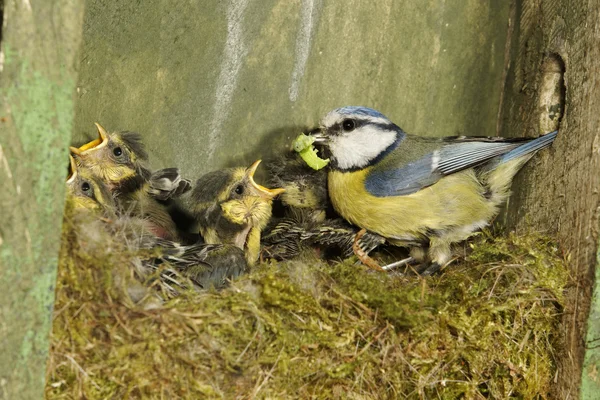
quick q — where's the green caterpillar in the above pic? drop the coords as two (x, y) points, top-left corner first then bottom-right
(292, 133), (330, 171)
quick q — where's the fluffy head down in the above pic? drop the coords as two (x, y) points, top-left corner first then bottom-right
(70, 123), (150, 191)
(190, 162), (284, 265)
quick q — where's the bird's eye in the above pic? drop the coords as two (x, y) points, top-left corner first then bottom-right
(81, 182), (91, 192)
(342, 119), (356, 132)
(234, 185), (244, 195)
(113, 147), (123, 156)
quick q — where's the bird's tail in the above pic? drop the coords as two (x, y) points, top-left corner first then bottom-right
(482, 130), (558, 206)
(498, 130), (558, 164)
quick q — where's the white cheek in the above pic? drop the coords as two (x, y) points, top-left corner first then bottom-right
(330, 126), (397, 169)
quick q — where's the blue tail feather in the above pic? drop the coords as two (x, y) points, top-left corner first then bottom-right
(499, 130), (558, 163)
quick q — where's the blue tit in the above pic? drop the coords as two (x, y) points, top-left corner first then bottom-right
(66, 154), (117, 214)
(70, 123), (151, 189)
(188, 160), (285, 267)
(265, 152), (330, 223)
(66, 156), (246, 294)
(310, 106), (558, 274)
(70, 124), (191, 240)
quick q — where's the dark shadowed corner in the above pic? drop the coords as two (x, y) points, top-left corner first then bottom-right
(0, 0), (4, 45)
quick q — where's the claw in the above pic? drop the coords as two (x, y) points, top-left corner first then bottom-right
(353, 229), (385, 271)
(381, 257), (414, 271)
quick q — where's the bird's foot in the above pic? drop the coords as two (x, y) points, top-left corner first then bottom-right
(259, 246), (273, 263)
(381, 257), (414, 271)
(353, 229), (385, 271)
(415, 262), (442, 276)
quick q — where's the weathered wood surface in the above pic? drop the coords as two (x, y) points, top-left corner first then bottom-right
(0, 1), (84, 399)
(6, 0), (598, 397)
(72, 0), (510, 178)
(498, 1), (600, 398)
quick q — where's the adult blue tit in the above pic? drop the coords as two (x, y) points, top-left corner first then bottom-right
(310, 106), (558, 274)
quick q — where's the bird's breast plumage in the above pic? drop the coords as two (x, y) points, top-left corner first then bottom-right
(327, 168), (497, 243)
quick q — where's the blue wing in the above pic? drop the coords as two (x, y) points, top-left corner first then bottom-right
(364, 153), (443, 197)
(365, 132), (557, 197)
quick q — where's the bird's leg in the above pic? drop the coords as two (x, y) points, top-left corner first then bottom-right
(415, 239), (452, 276)
(418, 262), (442, 276)
(259, 247), (270, 263)
(381, 257), (414, 271)
(353, 229), (385, 271)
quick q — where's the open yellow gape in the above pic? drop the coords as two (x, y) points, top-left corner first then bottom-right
(75, 123), (109, 153)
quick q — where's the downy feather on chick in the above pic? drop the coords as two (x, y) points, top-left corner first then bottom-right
(70, 123), (191, 239)
(188, 160), (284, 266)
(65, 155), (246, 295)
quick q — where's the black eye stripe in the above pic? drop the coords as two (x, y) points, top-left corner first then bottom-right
(329, 119), (396, 133)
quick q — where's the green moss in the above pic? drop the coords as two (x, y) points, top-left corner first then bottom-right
(46, 213), (568, 399)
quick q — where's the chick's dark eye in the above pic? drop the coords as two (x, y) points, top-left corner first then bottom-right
(113, 147), (123, 156)
(235, 185), (244, 195)
(342, 119), (356, 132)
(81, 182), (91, 192)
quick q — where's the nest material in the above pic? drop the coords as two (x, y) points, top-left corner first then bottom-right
(46, 210), (568, 399)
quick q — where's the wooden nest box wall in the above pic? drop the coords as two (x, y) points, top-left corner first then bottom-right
(0, 1), (598, 398)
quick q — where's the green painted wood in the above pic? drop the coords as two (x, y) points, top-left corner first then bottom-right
(72, 0), (510, 179)
(582, 234), (600, 398)
(0, 1), (84, 398)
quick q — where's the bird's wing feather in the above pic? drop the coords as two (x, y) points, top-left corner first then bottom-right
(437, 141), (524, 175)
(148, 168), (192, 200)
(365, 153), (443, 196)
(365, 136), (531, 197)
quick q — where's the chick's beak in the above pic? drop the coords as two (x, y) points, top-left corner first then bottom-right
(77, 122), (109, 152)
(66, 154), (77, 183)
(246, 160), (285, 199)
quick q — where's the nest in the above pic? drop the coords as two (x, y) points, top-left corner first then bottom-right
(46, 208), (568, 399)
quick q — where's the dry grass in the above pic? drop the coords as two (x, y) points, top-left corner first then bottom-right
(46, 209), (569, 399)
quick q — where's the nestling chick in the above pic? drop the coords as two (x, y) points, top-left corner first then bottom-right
(266, 152), (329, 223)
(66, 154), (117, 214)
(160, 242), (247, 291)
(264, 152), (386, 263)
(70, 123), (151, 190)
(262, 208), (385, 261)
(65, 155), (246, 293)
(189, 160), (285, 266)
(310, 106), (558, 274)
(70, 123), (191, 239)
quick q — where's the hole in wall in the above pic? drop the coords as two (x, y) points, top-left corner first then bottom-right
(538, 53), (566, 133)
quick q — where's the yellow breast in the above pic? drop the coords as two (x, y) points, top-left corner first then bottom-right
(327, 168), (494, 242)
